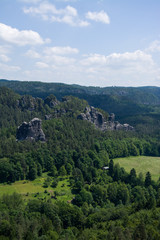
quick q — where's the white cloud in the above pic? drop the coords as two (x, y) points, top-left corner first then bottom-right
(146, 40), (160, 52)
(55, 0), (77, 2)
(19, 0), (42, 4)
(30, 47), (158, 86)
(36, 61), (49, 68)
(24, 2), (58, 15)
(50, 15), (89, 26)
(0, 23), (49, 46)
(0, 45), (12, 62)
(42, 45), (77, 65)
(0, 45), (11, 55)
(24, 2), (77, 16)
(25, 49), (41, 58)
(78, 20), (90, 27)
(106, 50), (153, 64)
(44, 46), (79, 55)
(86, 10), (110, 24)
(0, 63), (21, 72)
(1, 35), (159, 87)
(78, 49), (159, 86)
(81, 53), (107, 66)
(0, 54), (10, 62)
(65, 5), (77, 16)
(81, 50), (153, 66)
(25, 45), (79, 69)
(23, 2), (89, 27)
(44, 54), (76, 65)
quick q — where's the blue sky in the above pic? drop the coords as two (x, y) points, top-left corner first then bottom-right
(0, 0), (160, 87)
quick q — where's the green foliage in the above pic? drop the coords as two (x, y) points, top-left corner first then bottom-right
(48, 165), (58, 177)
(51, 178), (59, 188)
(28, 165), (37, 180)
(74, 189), (93, 206)
(2, 192), (23, 209)
(145, 171), (152, 187)
(109, 159), (114, 176)
(1, 84), (160, 238)
(0, 158), (14, 183)
(59, 165), (67, 176)
(43, 177), (52, 188)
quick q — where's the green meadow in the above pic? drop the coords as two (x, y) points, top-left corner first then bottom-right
(114, 156), (160, 181)
(0, 173), (74, 202)
(1, 156), (160, 201)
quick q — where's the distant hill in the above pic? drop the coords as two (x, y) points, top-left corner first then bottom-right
(1, 79), (160, 104)
(1, 79), (160, 125)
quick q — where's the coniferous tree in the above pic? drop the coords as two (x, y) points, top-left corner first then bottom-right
(37, 163), (42, 176)
(109, 159), (114, 177)
(59, 165), (67, 176)
(145, 171), (152, 187)
(129, 168), (137, 186)
(28, 165), (37, 180)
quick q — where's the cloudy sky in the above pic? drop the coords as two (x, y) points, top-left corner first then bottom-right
(0, 0), (160, 87)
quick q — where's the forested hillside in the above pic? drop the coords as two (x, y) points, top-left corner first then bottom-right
(1, 79), (160, 130)
(1, 86), (160, 239)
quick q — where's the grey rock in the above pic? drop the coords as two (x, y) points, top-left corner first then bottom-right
(77, 106), (106, 131)
(108, 113), (115, 122)
(77, 113), (86, 121)
(16, 118), (45, 141)
(47, 99), (59, 108)
(45, 114), (52, 120)
(106, 119), (134, 131)
(78, 107), (134, 132)
(44, 95), (59, 108)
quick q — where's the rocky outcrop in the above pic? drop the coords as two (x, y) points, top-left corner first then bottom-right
(77, 106), (106, 131)
(17, 96), (43, 111)
(106, 120), (134, 131)
(77, 107), (134, 131)
(16, 118), (45, 141)
(45, 108), (67, 120)
(44, 95), (59, 108)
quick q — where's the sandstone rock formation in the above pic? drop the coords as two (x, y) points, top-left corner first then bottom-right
(44, 94), (59, 108)
(17, 96), (43, 111)
(77, 107), (134, 131)
(16, 118), (45, 141)
(77, 106), (106, 131)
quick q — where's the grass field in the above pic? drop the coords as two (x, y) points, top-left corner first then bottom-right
(114, 156), (160, 181)
(0, 173), (74, 202)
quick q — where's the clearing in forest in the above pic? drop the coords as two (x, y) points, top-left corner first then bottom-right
(114, 156), (160, 181)
(0, 173), (74, 202)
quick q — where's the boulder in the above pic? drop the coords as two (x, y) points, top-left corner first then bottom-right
(16, 118), (45, 141)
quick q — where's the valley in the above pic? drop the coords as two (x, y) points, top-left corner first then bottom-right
(1, 80), (160, 239)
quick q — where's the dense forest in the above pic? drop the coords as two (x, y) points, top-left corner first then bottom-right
(1, 84), (160, 239)
(1, 79), (160, 121)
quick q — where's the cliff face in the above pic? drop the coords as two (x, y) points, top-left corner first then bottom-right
(77, 107), (134, 131)
(16, 118), (45, 141)
(77, 107), (106, 131)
